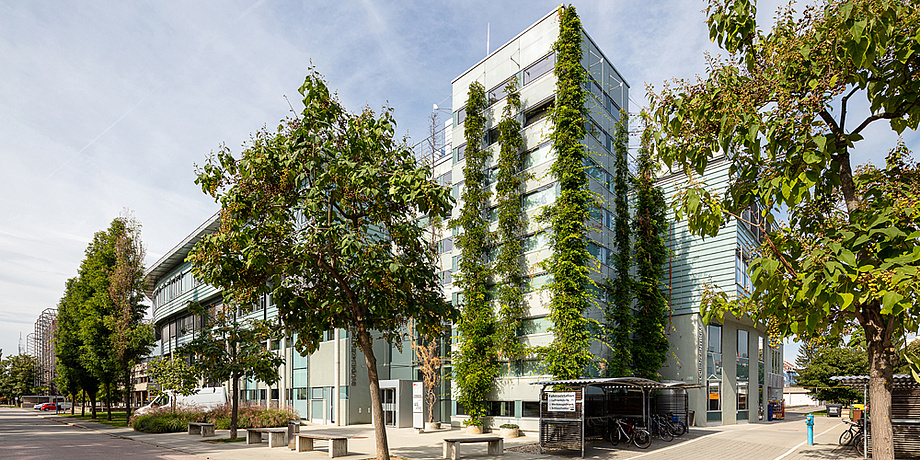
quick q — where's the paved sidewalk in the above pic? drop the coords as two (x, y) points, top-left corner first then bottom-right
(30, 407), (865, 460)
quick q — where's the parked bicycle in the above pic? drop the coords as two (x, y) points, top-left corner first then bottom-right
(648, 414), (674, 441)
(662, 413), (687, 436)
(839, 418), (862, 446)
(607, 418), (651, 449)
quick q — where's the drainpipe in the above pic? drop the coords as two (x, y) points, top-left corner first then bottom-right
(334, 329), (341, 426)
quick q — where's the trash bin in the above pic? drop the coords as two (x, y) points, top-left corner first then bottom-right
(688, 410), (695, 427)
(767, 403), (773, 421)
(288, 420), (301, 449)
(826, 403), (843, 417)
(850, 404), (864, 422)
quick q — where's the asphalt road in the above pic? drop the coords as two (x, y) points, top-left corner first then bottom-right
(0, 407), (202, 460)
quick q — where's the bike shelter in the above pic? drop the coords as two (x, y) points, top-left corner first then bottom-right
(831, 374), (920, 458)
(533, 377), (700, 457)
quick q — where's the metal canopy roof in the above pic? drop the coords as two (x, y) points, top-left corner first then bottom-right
(532, 377), (702, 390)
(831, 375), (920, 388)
(142, 211), (221, 299)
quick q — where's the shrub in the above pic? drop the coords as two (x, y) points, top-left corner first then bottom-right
(131, 403), (300, 433)
(500, 423), (518, 429)
(131, 404), (207, 433)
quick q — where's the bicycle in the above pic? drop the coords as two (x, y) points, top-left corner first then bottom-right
(839, 418), (861, 446)
(607, 418), (651, 449)
(648, 414), (674, 441)
(663, 413), (687, 436)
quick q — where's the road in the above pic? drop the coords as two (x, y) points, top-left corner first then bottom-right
(0, 407), (202, 460)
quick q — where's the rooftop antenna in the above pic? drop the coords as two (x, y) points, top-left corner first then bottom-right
(487, 23), (490, 56)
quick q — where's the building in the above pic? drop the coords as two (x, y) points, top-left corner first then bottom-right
(31, 307), (57, 394)
(144, 6), (779, 430)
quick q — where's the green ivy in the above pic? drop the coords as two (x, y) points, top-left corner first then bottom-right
(494, 79), (529, 360)
(605, 112), (633, 377)
(631, 121), (671, 379)
(542, 5), (594, 380)
(452, 81), (498, 423)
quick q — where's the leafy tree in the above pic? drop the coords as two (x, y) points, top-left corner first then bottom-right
(107, 212), (155, 419)
(181, 302), (283, 439)
(894, 339), (920, 377)
(0, 354), (36, 405)
(631, 124), (671, 379)
(453, 81), (498, 426)
(543, 4), (594, 380)
(648, 1), (920, 457)
(190, 69), (455, 460)
(797, 347), (868, 404)
(605, 114), (632, 377)
(147, 356), (198, 407)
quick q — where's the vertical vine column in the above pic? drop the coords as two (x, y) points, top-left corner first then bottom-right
(632, 120), (670, 378)
(452, 81), (498, 424)
(494, 80), (528, 360)
(606, 113), (633, 377)
(543, 5), (593, 380)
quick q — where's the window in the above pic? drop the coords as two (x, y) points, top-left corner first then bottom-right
(453, 144), (466, 164)
(708, 381), (721, 411)
(523, 53), (555, 85)
(488, 76), (516, 104)
(454, 107), (466, 128)
(487, 401), (514, 417)
(517, 316), (552, 336)
(522, 401), (540, 418)
(437, 171), (452, 186)
(522, 232), (549, 253)
(738, 382), (748, 410)
(736, 246), (752, 292)
(707, 324), (722, 380)
(523, 273), (552, 293)
(523, 184), (556, 212)
(524, 142), (553, 169)
(438, 237), (453, 254)
(737, 329), (750, 382)
(524, 98), (553, 127)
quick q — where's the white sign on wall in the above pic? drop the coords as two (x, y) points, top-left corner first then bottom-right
(547, 392), (577, 412)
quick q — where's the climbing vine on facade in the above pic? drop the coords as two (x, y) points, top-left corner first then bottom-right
(542, 4), (594, 380)
(452, 81), (498, 424)
(605, 113), (633, 377)
(494, 79), (529, 361)
(631, 121), (670, 379)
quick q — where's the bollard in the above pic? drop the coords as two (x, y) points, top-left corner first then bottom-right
(806, 414), (814, 446)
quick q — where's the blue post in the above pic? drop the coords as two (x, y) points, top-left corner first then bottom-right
(806, 414), (814, 445)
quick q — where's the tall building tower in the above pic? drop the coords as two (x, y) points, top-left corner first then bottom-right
(444, 7), (628, 430)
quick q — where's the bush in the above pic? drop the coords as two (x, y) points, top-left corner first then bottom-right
(500, 423), (518, 429)
(131, 405), (206, 433)
(131, 403), (300, 433)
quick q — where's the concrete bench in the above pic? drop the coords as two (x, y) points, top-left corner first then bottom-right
(442, 437), (503, 459)
(246, 427), (288, 447)
(187, 422), (215, 437)
(293, 433), (348, 457)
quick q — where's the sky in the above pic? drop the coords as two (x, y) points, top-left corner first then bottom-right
(1, 1), (916, 364)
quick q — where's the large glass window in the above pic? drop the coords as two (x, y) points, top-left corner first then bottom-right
(738, 382), (749, 410)
(707, 324), (722, 380)
(708, 381), (721, 411)
(523, 184), (557, 212)
(523, 53), (555, 85)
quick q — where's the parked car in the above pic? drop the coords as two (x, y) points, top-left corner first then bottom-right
(33, 403), (44, 410)
(134, 387), (227, 416)
(39, 403), (59, 411)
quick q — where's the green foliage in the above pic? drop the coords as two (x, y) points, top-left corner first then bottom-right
(453, 81), (498, 424)
(494, 78), (529, 361)
(797, 348), (868, 404)
(191, 68), (454, 459)
(631, 123), (671, 379)
(54, 216), (153, 420)
(649, 1), (920, 456)
(130, 404), (298, 433)
(148, 356), (199, 400)
(0, 354), (36, 403)
(542, 4), (593, 380)
(605, 113), (632, 377)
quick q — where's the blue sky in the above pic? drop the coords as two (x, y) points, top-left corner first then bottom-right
(0, 1), (915, 364)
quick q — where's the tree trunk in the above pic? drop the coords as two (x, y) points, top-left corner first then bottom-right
(124, 369), (132, 421)
(864, 307), (895, 460)
(80, 392), (85, 417)
(356, 327), (389, 460)
(89, 394), (97, 418)
(105, 382), (112, 421)
(231, 374), (239, 439)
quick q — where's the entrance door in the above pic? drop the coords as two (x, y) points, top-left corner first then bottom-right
(381, 388), (396, 426)
(311, 387), (326, 424)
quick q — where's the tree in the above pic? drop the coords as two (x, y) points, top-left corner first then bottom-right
(797, 347), (868, 404)
(0, 354), (36, 405)
(55, 277), (101, 418)
(147, 355), (198, 407)
(181, 302), (283, 439)
(452, 81), (499, 426)
(107, 212), (155, 419)
(631, 123), (671, 379)
(648, 1), (920, 457)
(409, 320), (443, 426)
(605, 114), (633, 377)
(190, 69), (455, 460)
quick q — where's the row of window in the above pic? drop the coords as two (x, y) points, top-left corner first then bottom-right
(152, 270), (201, 309)
(456, 400), (542, 418)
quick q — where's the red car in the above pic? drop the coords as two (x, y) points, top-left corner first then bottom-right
(39, 403), (59, 411)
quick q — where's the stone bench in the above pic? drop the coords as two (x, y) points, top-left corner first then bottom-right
(245, 427), (288, 447)
(187, 422), (215, 437)
(442, 437), (503, 459)
(293, 433), (349, 458)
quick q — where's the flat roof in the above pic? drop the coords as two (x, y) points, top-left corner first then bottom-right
(532, 377), (701, 390)
(831, 375), (920, 388)
(142, 211), (221, 299)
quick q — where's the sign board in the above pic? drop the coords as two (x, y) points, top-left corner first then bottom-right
(547, 392), (577, 412)
(412, 382), (424, 429)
